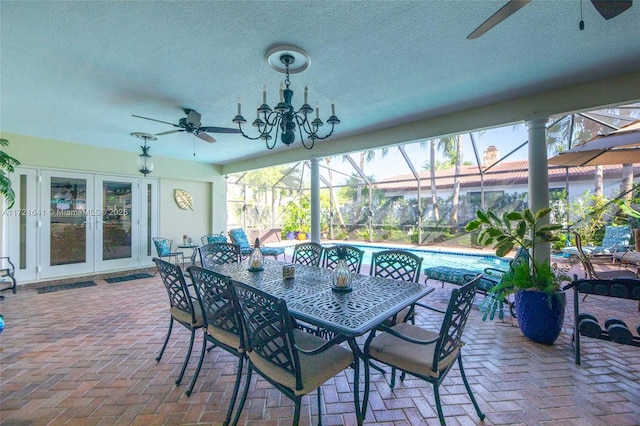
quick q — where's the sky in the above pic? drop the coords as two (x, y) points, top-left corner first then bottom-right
(322, 122), (530, 183)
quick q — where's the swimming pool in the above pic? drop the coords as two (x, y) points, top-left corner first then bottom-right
(283, 243), (511, 273)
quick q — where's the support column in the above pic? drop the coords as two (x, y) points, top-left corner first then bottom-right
(526, 116), (550, 263)
(310, 157), (321, 243)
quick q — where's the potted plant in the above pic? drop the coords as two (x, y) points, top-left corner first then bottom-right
(465, 207), (570, 345)
(282, 223), (298, 240)
(0, 138), (21, 209)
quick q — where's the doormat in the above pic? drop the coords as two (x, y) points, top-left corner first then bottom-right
(105, 273), (153, 283)
(37, 281), (98, 294)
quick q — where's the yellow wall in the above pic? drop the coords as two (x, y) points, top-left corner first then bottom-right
(1, 132), (227, 244)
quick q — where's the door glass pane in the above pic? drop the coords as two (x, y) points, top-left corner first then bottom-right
(146, 183), (152, 256)
(19, 174), (27, 269)
(103, 181), (132, 260)
(50, 177), (87, 265)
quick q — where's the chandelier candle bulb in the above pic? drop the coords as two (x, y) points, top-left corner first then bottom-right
(304, 86), (308, 104)
(237, 98), (241, 115)
(331, 99), (335, 116)
(263, 85), (267, 104)
(316, 103), (319, 119)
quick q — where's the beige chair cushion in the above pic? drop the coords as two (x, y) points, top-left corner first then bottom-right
(368, 322), (459, 379)
(170, 305), (204, 328)
(384, 305), (411, 326)
(249, 329), (353, 396)
(207, 324), (243, 352)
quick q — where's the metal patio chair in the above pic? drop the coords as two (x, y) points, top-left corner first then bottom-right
(322, 244), (364, 274)
(153, 258), (203, 387)
(0, 257), (17, 300)
(231, 281), (356, 426)
(363, 275), (485, 426)
(152, 237), (184, 274)
(187, 266), (245, 425)
(292, 242), (324, 267)
(199, 242), (241, 268)
(370, 249), (423, 325)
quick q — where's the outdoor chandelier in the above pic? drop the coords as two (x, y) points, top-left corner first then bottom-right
(132, 132), (156, 175)
(233, 46), (340, 150)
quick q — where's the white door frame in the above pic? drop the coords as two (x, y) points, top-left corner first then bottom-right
(7, 167), (159, 283)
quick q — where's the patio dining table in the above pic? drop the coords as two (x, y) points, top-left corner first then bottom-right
(206, 258), (434, 424)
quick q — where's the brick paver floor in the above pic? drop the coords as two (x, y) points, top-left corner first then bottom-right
(1, 265), (639, 425)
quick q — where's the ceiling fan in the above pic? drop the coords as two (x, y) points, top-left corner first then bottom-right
(132, 109), (241, 143)
(467, 0), (633, 39)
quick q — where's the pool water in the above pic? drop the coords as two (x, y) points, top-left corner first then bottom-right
(284, 243), (511, 272)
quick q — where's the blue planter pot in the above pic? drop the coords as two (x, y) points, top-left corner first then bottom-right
(514, 290), (566, 345)
(286, 232), (296, 240)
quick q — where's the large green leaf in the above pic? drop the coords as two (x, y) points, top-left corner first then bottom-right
(524, 209), (535, 224)
(495, 241), (514, 257)
(538, 224), (563, 232)
(502, 212), (511, 230)
(505, 211), (522, 221)
(476, 210), (490, 223)
(619, 203), (640, 219)
(516, 221), (527, 239)
(534, 207), (552, 220)
(488, 210), (501, 225)
(465, 220), (482, 231)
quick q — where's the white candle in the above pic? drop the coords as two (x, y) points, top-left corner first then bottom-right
(315, 103), (319, 119)
(331, 98), (335, 116)
(262, 85), (267, 104)
(304, 86), (308, 104)
(237, 98), (241, 115)
(256, 104), (260, 119)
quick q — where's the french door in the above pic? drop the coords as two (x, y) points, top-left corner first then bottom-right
(6, 168), (158, 281)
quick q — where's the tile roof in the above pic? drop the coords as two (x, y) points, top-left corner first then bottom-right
(374, 160), (638, 192)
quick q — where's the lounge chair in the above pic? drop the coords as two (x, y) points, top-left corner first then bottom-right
(227, 228), (284, 259)
(200, 233), (228, 245)
(562, 224), (632, 257)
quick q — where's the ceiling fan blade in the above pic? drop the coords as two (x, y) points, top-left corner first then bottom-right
(196, 132), (216, 143)
(591, 0), (632, 20)
(155, 129), (184, 136)
(132, 114), (179, 127)
(467, 0), (531, 39)
(199, 126), (242, 134)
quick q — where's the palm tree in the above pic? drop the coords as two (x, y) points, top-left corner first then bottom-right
(450, 135), (464, 231)
(429, 140), (440, 221)
(433, 135), (462, 230)
(0, 138), (21, 209)
(324, 156), (347, 236)
(350, 147), (389, 226)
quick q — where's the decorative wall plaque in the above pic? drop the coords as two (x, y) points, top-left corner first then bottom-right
(174, 189), (194, 211)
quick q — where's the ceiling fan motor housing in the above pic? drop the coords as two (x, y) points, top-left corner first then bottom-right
(185, 109), (201, 127)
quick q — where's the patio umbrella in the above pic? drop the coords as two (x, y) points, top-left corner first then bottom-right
(548, 120), (640, 166)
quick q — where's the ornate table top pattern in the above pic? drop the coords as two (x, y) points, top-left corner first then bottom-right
(210, 259), (434, 337)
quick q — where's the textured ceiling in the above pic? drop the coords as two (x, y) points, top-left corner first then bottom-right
(2, 1), (640, 167)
